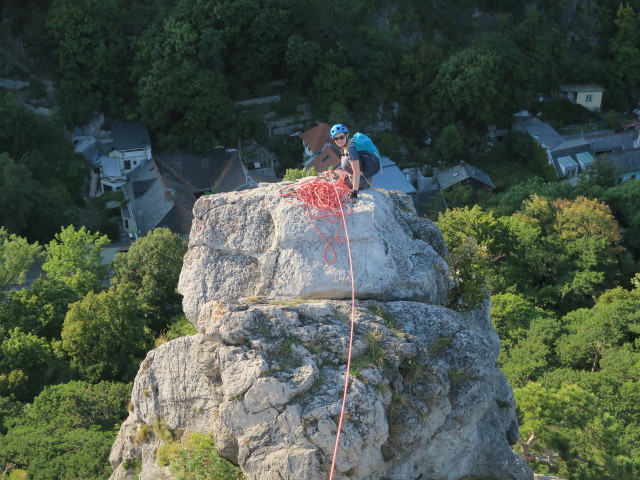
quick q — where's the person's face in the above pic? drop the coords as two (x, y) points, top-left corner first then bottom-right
(334, 133), (347, 146)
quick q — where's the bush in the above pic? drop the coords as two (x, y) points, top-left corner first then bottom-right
(282, 167), (318, 181)
(157, 432), (244, 480)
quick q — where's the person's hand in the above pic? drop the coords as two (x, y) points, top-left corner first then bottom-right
(348, 189), (358, 200)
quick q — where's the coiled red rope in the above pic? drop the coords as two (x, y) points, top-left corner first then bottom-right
(278, 173), (357, 480)
(278, 173), (353, 264)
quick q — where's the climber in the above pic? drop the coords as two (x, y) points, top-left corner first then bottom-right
(330, 124), (379, 201)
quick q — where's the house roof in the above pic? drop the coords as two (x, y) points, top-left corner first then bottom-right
(575, 152), (595, 167)
(436, 162), (495, 190)
(585, 131), (637, 153)
(299, 123), (332, 154)
(305, 144), (341, 173)
(597, 148), (640, 176)
(514, 116), (565, 150)
(559, 84), (605, 93)
(248, 172), (281, 184)
(155, 149), (249, 193)
(111, 121), (151, 151)
(557, 156), (578, 169)
(122, 159), (195, 237)
(370, 157), (416, 194)
(553, 138), (591, 152)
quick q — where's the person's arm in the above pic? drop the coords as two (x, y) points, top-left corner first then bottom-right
(351, 159), (361, 191)
(346, 143), (361, 192)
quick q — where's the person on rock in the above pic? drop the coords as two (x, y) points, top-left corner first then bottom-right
(330, 124), (378, 200)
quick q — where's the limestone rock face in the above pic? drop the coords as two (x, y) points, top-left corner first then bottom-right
(109, 184), (532, 480)
(177, 185), (449, 321)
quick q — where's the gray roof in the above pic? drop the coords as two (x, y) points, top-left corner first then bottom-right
(123, 159), (195, 237)
(155, 149), (249, 193)
(597, 148), (640, 176)
(553, 138), (591, 152)
(436, 162), (495, 190)
(585, 132), (637, 154)
(111, 121), (151, 152)
(370, 157), (416, 194)
(513, 116), (565, 150)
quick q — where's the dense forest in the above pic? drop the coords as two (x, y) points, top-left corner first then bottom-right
(1, 0), (640, 478)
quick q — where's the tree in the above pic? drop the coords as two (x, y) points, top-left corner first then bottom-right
(0, 277), (80, 340)
(429, 47), (509, 127)
(0, 228), (41, 296)
(0, 94), (83, 241)
(0, 381), (130, 479)
(0, 153), (36, 235)
(112, 228), (187, 333)
(556, 287), (640, 372)
(510, 195), (632, 311)
(515, 381), (630, 479)
(61, 285), (153, 382)
(132, 4), (232, 150)
(47, 0), (131, 123)
(43, 226), (109, 296)
(0, 328), (57, 401)
(435, 123), (463, 161)
(436, 206), (514, 308)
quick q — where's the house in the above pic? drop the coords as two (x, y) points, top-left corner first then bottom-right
(598, 149), (640, 181)
(370, 157), (417, 195)
(298, 123), (332, 158)
(436, 161), (495, 190)
(102, 121), (153, 192)
(121, 159), (196, 240)
(559, 84), (604, 112)
(305, 143), (341, 172)
(119, 148), (280, 240)
(155, 148), (253, 196)
(513, 114), (594, 179)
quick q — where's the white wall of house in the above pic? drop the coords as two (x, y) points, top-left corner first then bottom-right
(109, 145), (152, 173)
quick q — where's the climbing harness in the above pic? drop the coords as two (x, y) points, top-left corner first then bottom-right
(278, 173), (358, 480)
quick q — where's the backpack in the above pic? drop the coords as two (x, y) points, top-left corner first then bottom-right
(352, 132), (382, 178)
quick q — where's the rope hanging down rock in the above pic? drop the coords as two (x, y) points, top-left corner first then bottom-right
(278, 173), (358, 480)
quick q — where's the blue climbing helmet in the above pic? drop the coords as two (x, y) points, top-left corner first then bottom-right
(330, 124), (349, 138)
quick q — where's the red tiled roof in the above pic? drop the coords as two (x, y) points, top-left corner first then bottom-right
(299, 123), (332, 153)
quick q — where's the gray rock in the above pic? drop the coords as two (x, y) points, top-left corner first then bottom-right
(110, 184), (532, 480)
(178, 185), (449, 322)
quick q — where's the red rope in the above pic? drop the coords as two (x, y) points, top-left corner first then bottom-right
(278, 173), (357, 479)
(278, 173), (353, 264)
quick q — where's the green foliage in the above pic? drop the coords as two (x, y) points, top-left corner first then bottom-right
(435, 123), (463, 161)
(0, 93), (83, 242)
(163, 315), (197, 342)
(429, 47), (511, 127)
(47, 0), (131, 124)
(436, 205), (511, 309)
(0, 229), (41, 296)
(0, 277), (80, 340)
(61, 285), (154, 382)
(43, 225), (110, 296)
(282, 167), (318, 182)
(157, 432), (244, 480)
(0, 328), (56, 401)
(112, 228), (187, 333)
(0, 381), (130, 479)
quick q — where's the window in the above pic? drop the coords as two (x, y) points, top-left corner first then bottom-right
(585, 94), (593, 103)
(124, 160), (132, 170)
